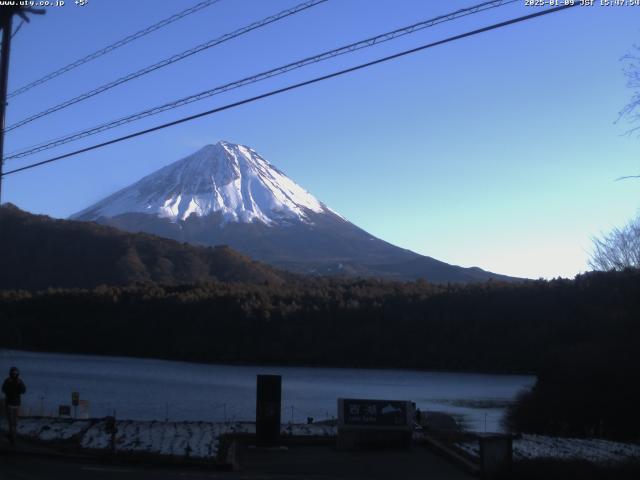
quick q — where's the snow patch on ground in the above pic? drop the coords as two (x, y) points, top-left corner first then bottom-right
(1, 417), (336, 459)
(281, 423), (336, 437)
(1, 417), (90, 441)
(456, 434), (640, 465)
(80, 419), (256, 458)
(8, 417), (637, 466)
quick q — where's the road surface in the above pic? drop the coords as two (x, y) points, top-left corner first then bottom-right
(1, 445), (474, 480)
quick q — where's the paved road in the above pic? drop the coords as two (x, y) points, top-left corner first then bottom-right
(0, 456), (229, 480)
(0, 445), (474, 480)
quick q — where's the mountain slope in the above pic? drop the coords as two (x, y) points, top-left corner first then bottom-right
(72, 141), (517, 283)
(0, 204), (288, 290)
(72, 142), (333, 225)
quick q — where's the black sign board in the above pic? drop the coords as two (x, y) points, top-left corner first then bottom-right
(58, 405), (71, 416)
(256, 375), (281, 446)
(341, 399), (410, 427)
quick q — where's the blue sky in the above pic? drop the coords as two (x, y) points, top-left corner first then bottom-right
(2, 0), (639, 279)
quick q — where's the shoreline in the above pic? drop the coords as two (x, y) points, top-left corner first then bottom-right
(0, 348), (538, 378)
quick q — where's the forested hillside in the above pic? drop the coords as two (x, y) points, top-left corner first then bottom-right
(0, 204), (288, 289)
(1, 270), (637, 375)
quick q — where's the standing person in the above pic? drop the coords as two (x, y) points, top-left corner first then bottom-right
(2, 367), (26, 446)
(415, 407), (422, 425)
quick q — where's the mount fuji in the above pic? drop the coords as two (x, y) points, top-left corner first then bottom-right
(72, 141), (514, 282)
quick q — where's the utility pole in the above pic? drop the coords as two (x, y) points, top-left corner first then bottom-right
(0, 6), (44, 204)
(0, 8), (13, 204)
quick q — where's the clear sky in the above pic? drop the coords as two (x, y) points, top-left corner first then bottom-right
(2, 0), (639, 279)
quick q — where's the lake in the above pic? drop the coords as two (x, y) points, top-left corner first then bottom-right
(0, 349), (534, 432)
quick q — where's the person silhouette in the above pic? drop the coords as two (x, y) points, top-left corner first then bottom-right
(2, 367), (26, 446)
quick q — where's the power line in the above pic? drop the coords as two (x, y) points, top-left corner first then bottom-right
(6, 0), (518, 160)
(7, 0), (223, 99)
(2, 3), (578, 178)
(4, 0), (328, 134)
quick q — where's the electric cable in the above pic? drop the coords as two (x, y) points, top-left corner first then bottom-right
(7, 0), (224, 99)
(4, 0), (328, 133)
(5, 0), (517, 160)
(1, 3), (578, 178)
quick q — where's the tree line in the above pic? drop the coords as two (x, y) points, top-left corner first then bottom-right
(1, 270), (637, 374)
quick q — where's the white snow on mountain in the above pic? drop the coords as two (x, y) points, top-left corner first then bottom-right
(72, 141), (337, 225)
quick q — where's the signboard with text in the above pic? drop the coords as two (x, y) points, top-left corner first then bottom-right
(338, 398), (413, 430)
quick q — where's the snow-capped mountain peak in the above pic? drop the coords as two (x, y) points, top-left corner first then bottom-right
(70, 141), (515, 283)
(72, 141), (331, 225)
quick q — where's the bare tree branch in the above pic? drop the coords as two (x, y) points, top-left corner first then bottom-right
(617, 45), (640, 140)
(589, 214), (640, 271)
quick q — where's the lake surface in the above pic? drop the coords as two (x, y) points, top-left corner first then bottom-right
(0, 350), (534, 432)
